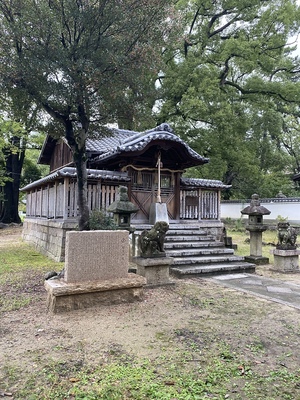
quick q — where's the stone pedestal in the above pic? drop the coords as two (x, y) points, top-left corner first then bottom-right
(244, 255), (270, 265)
(134, 257), (174, 287)
(272, 249), (300, 273)
(45, 274), (146, 313)
(45, 230), (147, 313)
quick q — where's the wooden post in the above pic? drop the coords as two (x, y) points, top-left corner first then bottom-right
(53, 181), (57, 218)
(63, 178), (69, 220)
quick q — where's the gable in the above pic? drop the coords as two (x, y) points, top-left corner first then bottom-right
(38, 123), (209, 171)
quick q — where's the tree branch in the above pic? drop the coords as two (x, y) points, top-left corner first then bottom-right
(223, 80), (299, 103)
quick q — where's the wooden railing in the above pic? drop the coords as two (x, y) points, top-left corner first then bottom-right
(25, 177), (119, 219)
(180, 189), (220, 220)
(25, 178), (220, 221)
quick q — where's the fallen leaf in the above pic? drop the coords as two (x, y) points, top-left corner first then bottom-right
(69, 378), (80, 382)
(164, 380), (175, 386)
(238, 365), (245, 375)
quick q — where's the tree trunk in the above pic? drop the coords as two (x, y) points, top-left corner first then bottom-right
(0, 149), (24, 224)
(65, 122), (90, 231)
(74, 148), (90, 231)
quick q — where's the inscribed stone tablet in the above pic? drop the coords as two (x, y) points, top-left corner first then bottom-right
(64, 230), (129, 283)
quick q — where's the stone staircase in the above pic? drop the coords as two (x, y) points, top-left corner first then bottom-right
(134, 223), (255, 278)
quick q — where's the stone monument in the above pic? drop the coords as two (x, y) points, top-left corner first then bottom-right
(241, 193), (271, 265)
(272, 222), (300, 272)
(44, 230), (146, 313)
(134, 221), (174, 287)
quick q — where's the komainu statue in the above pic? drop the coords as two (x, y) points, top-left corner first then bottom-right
(277, 222), (297, 250)
(138, 221), (169, 258)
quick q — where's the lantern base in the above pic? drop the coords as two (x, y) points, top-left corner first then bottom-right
(244, 255), (269, 265)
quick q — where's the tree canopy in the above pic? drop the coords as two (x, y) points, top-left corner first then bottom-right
(0, 0), (175, 228)
(158, 0), (300, 198)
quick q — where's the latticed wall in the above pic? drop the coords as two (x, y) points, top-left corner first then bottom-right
(180, 189), (220, 220)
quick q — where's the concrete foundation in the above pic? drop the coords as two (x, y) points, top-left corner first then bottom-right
(134, 256), (174, 287)
(45, 274), (146, 313)
(22, 218), (77, 262)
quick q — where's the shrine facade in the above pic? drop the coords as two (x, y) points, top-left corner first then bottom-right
(21, 123), (230, 261)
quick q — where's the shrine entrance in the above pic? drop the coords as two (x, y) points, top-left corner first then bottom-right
(127, 167), (180, 222)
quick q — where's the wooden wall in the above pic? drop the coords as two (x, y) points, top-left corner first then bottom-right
(50, 140), (73, 172)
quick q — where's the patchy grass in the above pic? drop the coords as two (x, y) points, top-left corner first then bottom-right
(0, 229), (63, 312)
(0, 243), (61, 275)
(3, 340), (300, 400)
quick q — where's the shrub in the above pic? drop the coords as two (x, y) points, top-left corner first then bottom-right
(89, 210), (118, 230)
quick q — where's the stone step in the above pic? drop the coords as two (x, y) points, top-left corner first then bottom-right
(168, 224), (205, 230)
(170, 262), (256, 278)
(171, 254), (244, 266)
(165, 235), (215, 242)
(133, 221), (255, 278)
(164, 241), (222, 250)
(166, 229), (208, 236)
(166, 248), (234, 257)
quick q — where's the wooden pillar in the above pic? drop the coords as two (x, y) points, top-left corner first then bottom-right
(40, 187), (43, 217)
(217, 190), (221, 220)
(63, 177), (69, 220)
(54, 181), (58, 219)
(198, 189), (202, 221)
(174, 172), (181, 220)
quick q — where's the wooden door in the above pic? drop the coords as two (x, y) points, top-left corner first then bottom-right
(129, 169), (178, 222)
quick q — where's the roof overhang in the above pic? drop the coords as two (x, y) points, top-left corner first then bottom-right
(181, 177), (231, 190)
(20, 167), (130, 192)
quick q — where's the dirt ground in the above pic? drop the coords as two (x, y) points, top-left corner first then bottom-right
(1, 227), (300, 398)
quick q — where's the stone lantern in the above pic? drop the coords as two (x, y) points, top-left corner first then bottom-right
(241, 193), (271, 264)
(107, 186), (139, 233)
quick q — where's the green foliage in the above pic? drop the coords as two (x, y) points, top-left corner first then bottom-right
(89, 210), (118, 231)
(21, 158), (42, 188)
(158, 0), (300, 199)
(0, 0), (176, 229)
(224, 217), (247, 232)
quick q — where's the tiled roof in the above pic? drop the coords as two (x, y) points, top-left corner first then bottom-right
(181, 177), (231, 189)
(86, 129), (135, 153)
(21, 167), (130, 191)
(87, 124), (209, 164)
